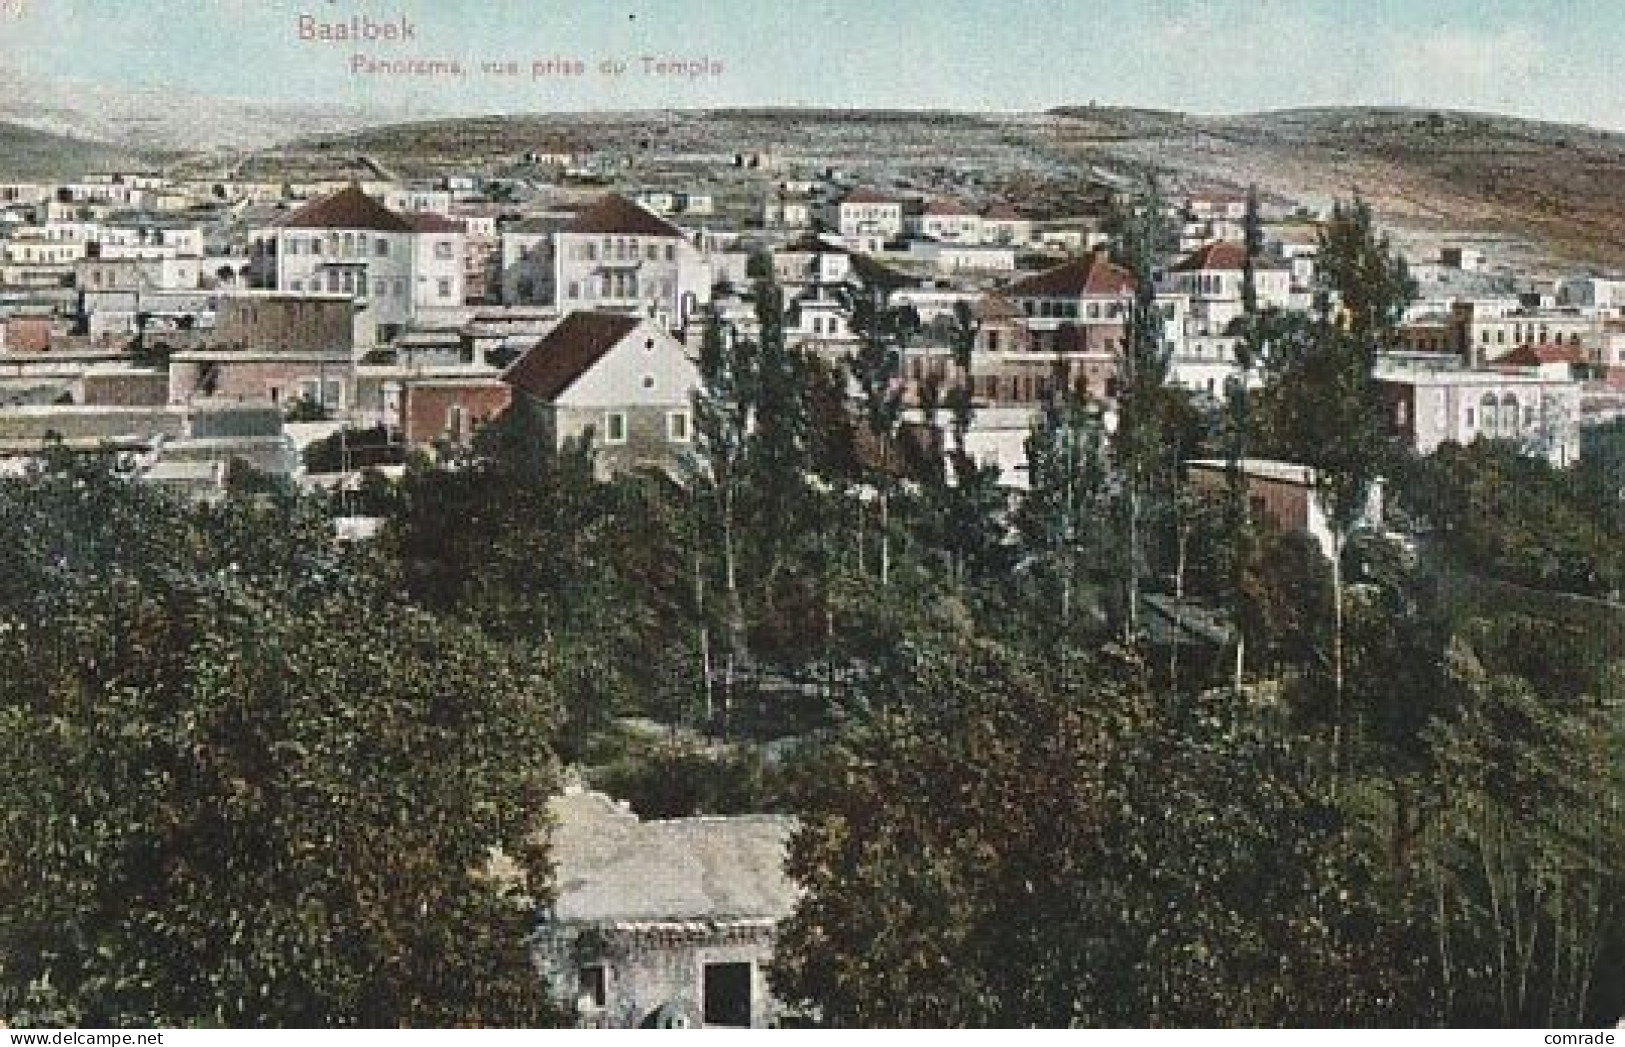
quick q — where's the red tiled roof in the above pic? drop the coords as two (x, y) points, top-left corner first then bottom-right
(922, 198), (974, 216)
(1500, 342), (1585, 366)
(842, 188), (898, 206)
(280, 186), (413, 232)
(1170, 241), (1247, 272)
(502, 311), (642, 401)
(983, 204), (1024, 221)
(563, 194), (685, 238)
(1005, 255), (1135, 298)
(404, 213), (466, 234)
(974, 293), (1023, 322)
(1169, 240), (1287, 273)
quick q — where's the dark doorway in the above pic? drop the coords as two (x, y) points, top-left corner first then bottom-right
(702, 962), (752, 1027)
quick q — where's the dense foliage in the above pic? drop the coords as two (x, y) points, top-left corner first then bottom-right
(0, 457), (560, 1027)
(4, 192), (1624, 1027)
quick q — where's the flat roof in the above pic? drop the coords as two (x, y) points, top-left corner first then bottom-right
(1188, 458), (1316, 486)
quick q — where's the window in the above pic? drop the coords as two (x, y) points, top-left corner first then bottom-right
(604, 411), (627, 444)
(438, 278), (453, 299)
(702, 963), (752, 1027)
(1465, 407), (1475, 428)
(447, 404), (466, 440)
(667, 410), (690, 443)
(568, 280), (580, 300)
(375, 238), (389, 257)
(578, 966), (607, 1010)
(435, 240), (454, 260)
(300, 378), (343, 408)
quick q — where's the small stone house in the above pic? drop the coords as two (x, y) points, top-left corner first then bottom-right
(500, 311), (700, 479)
(534, 788), (799, 1028)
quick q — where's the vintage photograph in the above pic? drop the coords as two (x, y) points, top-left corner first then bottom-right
(0, 0), (1621, 1030)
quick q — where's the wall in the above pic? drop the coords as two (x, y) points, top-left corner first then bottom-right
(401, 380), (511, 449)
(549, 402), (693, 479)
(214, 295), (355, 352)
(169, 353), (353, 408)
(536, 923), (787, 1029)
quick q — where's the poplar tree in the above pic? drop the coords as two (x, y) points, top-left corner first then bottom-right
(1113, 182), (1174, 640)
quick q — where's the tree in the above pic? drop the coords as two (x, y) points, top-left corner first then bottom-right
(1255, 197), (1416, 766)
(844, 277), (916, 587)
(769, 640), (1427, 1026)
(1113, 181), (1174, 640)
(690, 301), (758, 723)
(1416, 643), (1625, 1026)
(915, 302), (1010, 589)
(0, 468), (561, 1027)
(1015, 366), (1114, 647)
(1218, 183), (1268, 689)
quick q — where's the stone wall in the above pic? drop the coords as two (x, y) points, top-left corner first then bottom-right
(536, 921), (787, 1029)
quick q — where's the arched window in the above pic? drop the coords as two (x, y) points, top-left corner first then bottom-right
(1480, 393), (1499, 437)
(1500, 393), (1520, 434)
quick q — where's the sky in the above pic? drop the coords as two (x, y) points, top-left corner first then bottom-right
(0, 0), (1620, 128)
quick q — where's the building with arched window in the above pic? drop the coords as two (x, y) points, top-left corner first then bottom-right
(1376, 366), (1581, 467)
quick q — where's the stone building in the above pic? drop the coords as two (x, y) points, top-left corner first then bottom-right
(534, 787), (799, 1029)
(500, 311), (699, 479)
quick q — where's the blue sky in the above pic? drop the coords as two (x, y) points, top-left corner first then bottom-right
(1, 0), (1618, 127)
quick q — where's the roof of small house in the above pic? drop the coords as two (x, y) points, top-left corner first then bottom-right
(1187, 457), (1316, 487)
(974, 293), (1024, 322)
(1004, 254), (1135, 298)
(841, 188), (899, 206)
(1169, 240), (1288, 273)
(279, 185), (414, 233)
(501, 311), (642, 401)
(403, 212), (466, 235)
(1498, 342), (1585, 366)
(922, 198), (975, 217)
(982, 203), (1024, 221)
(562, 193), (685, 238)
(546, 788), (798, 924)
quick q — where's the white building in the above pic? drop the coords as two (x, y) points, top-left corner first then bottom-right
(836, 189), (905, 246)
(1160, 241), (1293, 337)
(552, 194), (713, 331)
(1376, 364), (1582, 467)
(906, 199), (982, 243)
(274, 185), (468, 343)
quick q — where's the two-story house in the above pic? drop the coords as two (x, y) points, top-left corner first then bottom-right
(274, 185), (467, 344)
(551, 194), (712, 331)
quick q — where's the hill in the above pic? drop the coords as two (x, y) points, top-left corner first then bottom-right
(0, 121), (148, 181)
(0, 64), (386, 156)
(1040, 105), (1625, 272)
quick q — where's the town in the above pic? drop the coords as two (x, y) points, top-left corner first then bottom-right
(1, 100), (1623, 1030)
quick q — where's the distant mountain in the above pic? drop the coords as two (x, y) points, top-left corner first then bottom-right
(235, 103), (1625, 270)
(1038, 105), (1625, 270)
(0, 120), (146, 181)
(0, 65), (389, 155)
